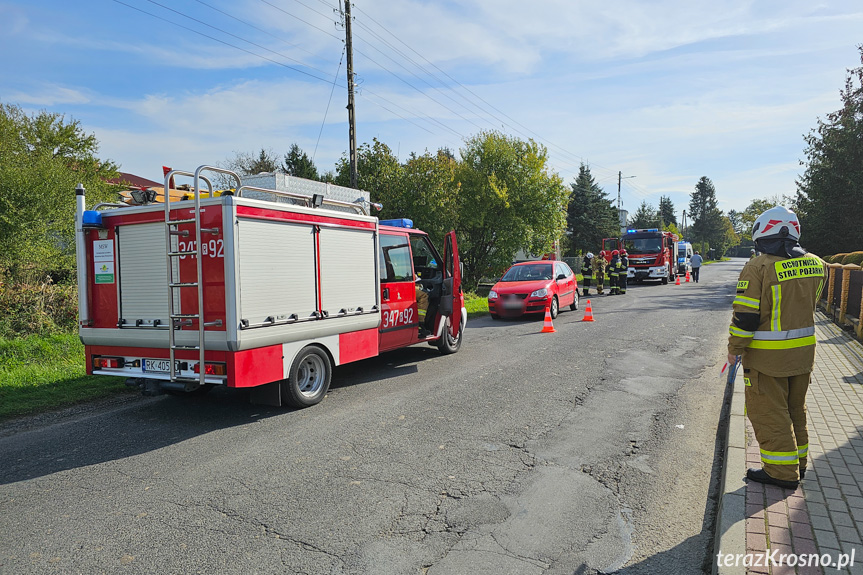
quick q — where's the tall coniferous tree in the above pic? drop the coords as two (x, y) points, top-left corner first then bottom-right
(796, 46), (863, 255)
(658, 195), (677, 227)
(566, 164), (619, 254)
(689, 177), (724, 253)
(629, 201), (659, 229)
(283, 143), (320, 180)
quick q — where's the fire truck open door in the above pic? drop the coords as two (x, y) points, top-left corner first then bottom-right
(440, 231), (461, 337)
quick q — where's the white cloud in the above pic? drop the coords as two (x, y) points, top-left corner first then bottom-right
(5, 85), (91, 106)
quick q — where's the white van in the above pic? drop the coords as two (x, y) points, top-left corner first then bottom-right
(677, 242), (693, 275)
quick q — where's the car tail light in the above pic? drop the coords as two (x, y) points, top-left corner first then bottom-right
(193, 362), (227, 376)
(93, 356), (125, 369)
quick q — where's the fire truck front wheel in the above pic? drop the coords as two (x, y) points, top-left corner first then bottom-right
(437, 318), (463, 355)
(282, 346), (332, 408)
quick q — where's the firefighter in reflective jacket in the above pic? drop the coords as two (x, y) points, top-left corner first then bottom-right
(608, 250), (620, 295)
(581, 252), (594, 297)
(593, 251), (607, 295)
(619, 249), (629, 295)
(728, 206), (825, 490)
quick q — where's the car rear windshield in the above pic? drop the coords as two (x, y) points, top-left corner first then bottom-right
(502, 264), (553, 281)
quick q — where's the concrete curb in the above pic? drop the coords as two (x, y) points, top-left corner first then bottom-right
(713, 371), (747, 575)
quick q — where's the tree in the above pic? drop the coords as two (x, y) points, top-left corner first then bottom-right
(716, 215), (739, 257)
(727, 209), (745, 237)
(628, 200), (659, 229)
(221, 148), (280, 178)
(397, 150), (459, 248)
(658, 195), (677, 227)
(334, 138), (404, 206)
(283, 143), (319, 180)
(663, 222), (682, 238)
(454, 131), (568, 289)
(688, 177), (724, 253)
(796, 46), (863, 255)
(0, 102), (118, 283)
(566, 163), (619, 255)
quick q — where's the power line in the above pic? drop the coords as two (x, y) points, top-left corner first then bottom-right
(112, 0), (338, 84)
(255, 0), (343, 41)
(350, 22), (486, 133)
(138, 0), (340, 81)
(313, 45), (345, 163)
(350, 4), (610, 177)
(190, 0), (329, 61)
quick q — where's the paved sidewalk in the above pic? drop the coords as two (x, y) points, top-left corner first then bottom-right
(716, 313), (863, 575)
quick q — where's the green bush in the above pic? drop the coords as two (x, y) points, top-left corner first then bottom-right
(0, 280), (78, 338)
(842, 251), (863, 266)
(830, 253), (849, 263)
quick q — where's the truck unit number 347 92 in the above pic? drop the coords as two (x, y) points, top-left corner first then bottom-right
(178, 239), (224, 259)
(382, 308), (414, 329)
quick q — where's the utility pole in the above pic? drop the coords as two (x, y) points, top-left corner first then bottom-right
(617, 171), (622, 209)
(344, 0), (358, 188)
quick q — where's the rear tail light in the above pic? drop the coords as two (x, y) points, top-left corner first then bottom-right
(93, 356), (125, 369)
(193, 362), (227, 376)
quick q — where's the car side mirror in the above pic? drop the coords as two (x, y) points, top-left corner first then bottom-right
(557, 273), (566, 280)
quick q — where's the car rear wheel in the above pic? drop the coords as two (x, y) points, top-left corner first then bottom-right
(281, 346), (331, 408)
(550, 296), (559, 319)
(570, 292), (579, 311)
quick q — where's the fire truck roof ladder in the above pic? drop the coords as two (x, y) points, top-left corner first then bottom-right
(163, 166), (237, 391)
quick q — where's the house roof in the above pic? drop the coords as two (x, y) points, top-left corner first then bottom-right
(107, 172), (163, 188)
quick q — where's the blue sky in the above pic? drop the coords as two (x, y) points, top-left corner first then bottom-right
(2, 0), (861, 216)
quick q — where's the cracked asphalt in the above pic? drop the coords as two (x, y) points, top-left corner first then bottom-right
(0, 260), (744, 574)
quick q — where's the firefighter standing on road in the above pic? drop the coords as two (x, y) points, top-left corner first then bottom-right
(608, 250), (620, 295)
(581, 252), (594, 297)
(727, 206), (825, 490)
(619, 249), (629, 295)
(594, 251), (607, 295)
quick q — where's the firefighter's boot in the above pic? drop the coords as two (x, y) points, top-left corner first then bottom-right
(746, 468), (798, 490)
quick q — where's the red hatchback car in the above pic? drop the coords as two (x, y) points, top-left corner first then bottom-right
(487, 261), (579, 320)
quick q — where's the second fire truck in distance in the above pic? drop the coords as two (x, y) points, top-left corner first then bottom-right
(603, 229), (679, 284)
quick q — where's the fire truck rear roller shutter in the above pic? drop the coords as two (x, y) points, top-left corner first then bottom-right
(237, 219), (317, 326)
(318, 227), (377, 317)
(118, 222), (179, 327)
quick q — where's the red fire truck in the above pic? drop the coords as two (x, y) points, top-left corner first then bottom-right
(75, 165), (465, 408)
(602, 229), (679, 284)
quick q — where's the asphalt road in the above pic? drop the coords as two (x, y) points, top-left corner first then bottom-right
(0, 259), (745, 575)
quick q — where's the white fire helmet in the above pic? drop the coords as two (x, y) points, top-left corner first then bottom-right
(751, 206), (800, 242)
(586, 252), (594, 259)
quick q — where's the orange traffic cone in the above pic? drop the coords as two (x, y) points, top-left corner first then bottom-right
(541, 306), (556, 333)
(685, 270), (691, 283)
(675, 274), (681, 285)
(582, 299), (595, 322)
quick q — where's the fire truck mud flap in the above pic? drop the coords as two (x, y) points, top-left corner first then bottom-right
(250, 381), (282, 407)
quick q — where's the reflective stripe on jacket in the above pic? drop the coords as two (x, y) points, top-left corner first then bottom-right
(727, 253), (824, 376)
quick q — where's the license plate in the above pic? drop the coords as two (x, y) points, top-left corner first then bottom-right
(503, 300), (523, 309)
(143, 359), (179, 373)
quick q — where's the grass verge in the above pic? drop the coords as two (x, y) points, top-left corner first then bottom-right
(464, 292), (489, 318)
(0, 333), (132, 422)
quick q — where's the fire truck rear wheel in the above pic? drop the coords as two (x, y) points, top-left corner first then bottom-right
(282, 346), (331, 408)
(437, 319), (463, 355)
